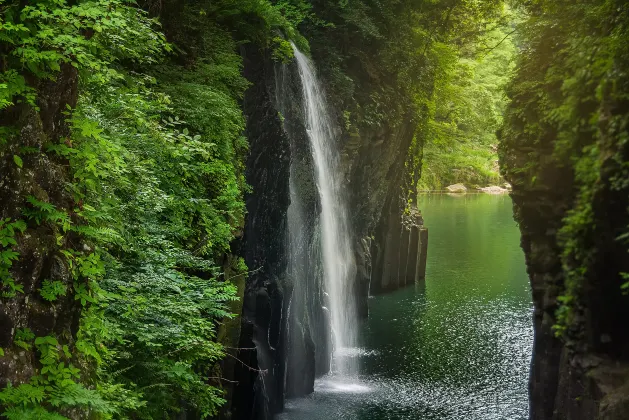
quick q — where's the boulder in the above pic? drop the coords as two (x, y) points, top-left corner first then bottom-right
(479, 185), (509, 194)
(446, 183), (467, 193)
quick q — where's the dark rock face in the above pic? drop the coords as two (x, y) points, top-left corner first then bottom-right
(343, 121), (423, 299)
(275, 62), (332, 397)
(508, 184), (576, 420)
(0, 64), (82, 390)
(231, 45), (291, 420)
(505, 162), (629, 420)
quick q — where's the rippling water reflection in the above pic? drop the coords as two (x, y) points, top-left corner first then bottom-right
(279, 194), (533, 420)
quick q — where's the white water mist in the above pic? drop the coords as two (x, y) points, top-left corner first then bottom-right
(291, 44), (358, 375)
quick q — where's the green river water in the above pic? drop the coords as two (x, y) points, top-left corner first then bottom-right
(279, 193), (533, 420)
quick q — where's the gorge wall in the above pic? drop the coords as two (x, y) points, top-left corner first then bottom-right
(499, 1), (629, 419)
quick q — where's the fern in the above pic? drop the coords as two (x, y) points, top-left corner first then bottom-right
(1, 406), (68, 420)
(0, 383), (45, 406)
(14, 328), (35, 350)
(23, 196), (71, 230)
(39, 280), (67, 302)
(0, 218), (26, 298)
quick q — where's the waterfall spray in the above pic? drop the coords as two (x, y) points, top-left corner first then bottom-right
(291, 44), (358, 375)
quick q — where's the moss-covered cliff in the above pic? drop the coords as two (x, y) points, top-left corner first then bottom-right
(499, 1), (629, 418)
(0, 1), (294, 417)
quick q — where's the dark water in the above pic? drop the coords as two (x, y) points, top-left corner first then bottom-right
(279, 194), (533, 420)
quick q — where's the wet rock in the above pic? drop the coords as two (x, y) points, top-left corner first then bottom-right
(371, 199), (428, 294)
(231, 44), (291, 420)
(416, 227), (428, 281)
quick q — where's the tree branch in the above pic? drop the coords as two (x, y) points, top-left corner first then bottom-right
(481, 28), (517, 58)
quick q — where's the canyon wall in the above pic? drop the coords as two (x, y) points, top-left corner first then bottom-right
(0, 1), (454, 418)
(499, 1), (629, 418)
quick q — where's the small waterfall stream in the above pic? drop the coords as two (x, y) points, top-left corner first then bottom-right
(291, 44), (358, 375)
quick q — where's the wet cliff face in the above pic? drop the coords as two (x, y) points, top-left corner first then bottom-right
(499, 3), (629, 418)
(276, 62), (332, 396)
(503, 123), (629, 420)
(298, 7), (431, 301)
(342, 117), (424, 297)
(231, 44), (291, 420)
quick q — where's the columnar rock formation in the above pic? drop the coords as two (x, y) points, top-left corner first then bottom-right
(371, 202), (428, 294)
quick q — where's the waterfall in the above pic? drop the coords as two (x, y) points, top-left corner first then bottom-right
(291, 44), (358, 375)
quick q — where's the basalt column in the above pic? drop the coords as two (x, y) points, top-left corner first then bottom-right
(370, 196), (427, 294)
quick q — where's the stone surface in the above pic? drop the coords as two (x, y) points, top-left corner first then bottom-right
(276, 60), (332, 398)
(478, 185), (509, 194)
(231, 33), (433, 419)
(230, 44), (291, 420)
(416, 228), (428, 281)
(0, 64), (82, 396)
(371, 201), (427, 294)
(500, 85), (629, 420)
(446, 183), (467, 193)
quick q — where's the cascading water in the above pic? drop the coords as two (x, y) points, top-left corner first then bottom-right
(291, 44), (358, 375)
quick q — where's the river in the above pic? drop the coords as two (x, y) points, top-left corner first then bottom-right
(279, 193), (533, 420)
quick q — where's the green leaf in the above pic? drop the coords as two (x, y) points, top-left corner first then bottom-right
(13, 155), (22, 168)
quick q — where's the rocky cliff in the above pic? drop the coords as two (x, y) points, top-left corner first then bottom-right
(0, 64), (80, 391)
(499, 1), (629, 418)
(229, 45), (291, 420)
(227, 35), (431, 420)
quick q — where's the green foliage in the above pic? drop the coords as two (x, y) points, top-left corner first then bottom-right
(0, 335), (113, 419)
(0, 218), (27, 297)
(12, 155), (22, 168)
(0, 0), (263, 418)
(13, 1), (260, 416)
(0, 0), (512, 418)
(14, 328), (35, 350)
(419, 11), (517, 191)
(0, 0), (167, 109)
(272, 36), (295, 62)
(499, 0), (629, 340)
(294, 0), (507, 207)
(23, 196), (71, 231)
(0, 70), (36, 110)
(66, 19), (248, 414)
(300, 0), (505, 128)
